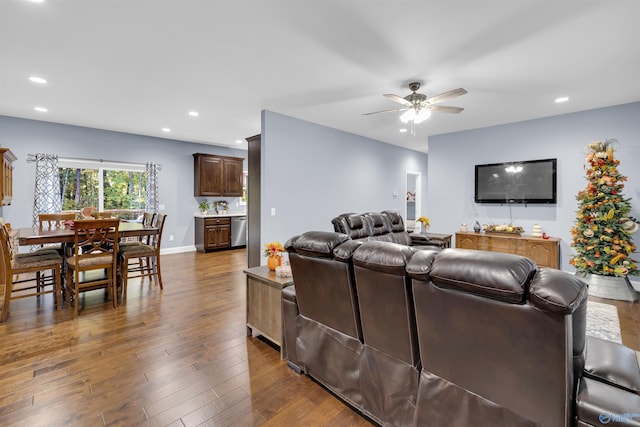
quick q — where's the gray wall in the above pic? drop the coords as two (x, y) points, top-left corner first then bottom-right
(428, 102), (640, 273)
(261, 110), (429, 251)
(0, 115), (247, 252)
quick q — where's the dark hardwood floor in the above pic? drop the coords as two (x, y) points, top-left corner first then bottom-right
(0, 250), (372, 427)
(1, 249), (639, 426)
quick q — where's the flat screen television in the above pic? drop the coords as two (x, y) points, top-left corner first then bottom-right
(474, 158), (557, 204)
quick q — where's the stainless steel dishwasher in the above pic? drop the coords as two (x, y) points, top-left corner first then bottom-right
(231, 216), (247, 247)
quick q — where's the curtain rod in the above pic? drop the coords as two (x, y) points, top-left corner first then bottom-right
(27, 153), (161, 168)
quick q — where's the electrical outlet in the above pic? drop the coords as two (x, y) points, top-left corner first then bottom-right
(271, 208), (276, 216)
(169, 235), (174, 241)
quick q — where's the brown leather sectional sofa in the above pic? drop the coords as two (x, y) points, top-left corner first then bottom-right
(331, 210), (446, 247)
(282, 230), (640, 426)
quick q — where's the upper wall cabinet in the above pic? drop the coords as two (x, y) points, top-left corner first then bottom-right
(193, 153), (244, 197)
(0, 148), (16, 206)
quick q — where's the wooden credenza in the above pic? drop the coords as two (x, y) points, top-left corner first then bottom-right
(455, 231), (560, 269)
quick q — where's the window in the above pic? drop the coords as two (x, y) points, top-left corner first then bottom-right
(58, 158), (147, 220)
(240, 170), (248, 205)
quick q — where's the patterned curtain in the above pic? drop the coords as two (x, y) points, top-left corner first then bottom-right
(29, 154), (62, 227)
(145, 162), (161, 213)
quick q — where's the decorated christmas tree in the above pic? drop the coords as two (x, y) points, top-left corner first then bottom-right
(570, 139), (638, 277)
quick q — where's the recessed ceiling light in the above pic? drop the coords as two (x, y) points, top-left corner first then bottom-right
(235, 139), (244, 144)
(34, 106), (48, 112)
(399, 128), (408, 133)
(188, 111), (199, 117)
(29, 76), (47, 84)
(555, 96), (569, 103)
(162, 128), (171, 133)
(28, 0), (45, 3)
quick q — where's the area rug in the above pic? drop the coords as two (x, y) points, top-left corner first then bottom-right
(586, 301), (622, 344)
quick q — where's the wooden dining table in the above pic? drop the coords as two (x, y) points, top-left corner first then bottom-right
(15, 221), (159, 246)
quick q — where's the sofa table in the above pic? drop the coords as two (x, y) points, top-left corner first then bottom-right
(244, 265), (294, 358)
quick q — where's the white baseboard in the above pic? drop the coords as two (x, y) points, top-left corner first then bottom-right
(160, 245), (197, 255)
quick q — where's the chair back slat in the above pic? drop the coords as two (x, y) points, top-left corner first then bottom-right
(38, 213), (76, 231)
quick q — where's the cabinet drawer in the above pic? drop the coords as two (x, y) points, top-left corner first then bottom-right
(204, 217), (230, 226)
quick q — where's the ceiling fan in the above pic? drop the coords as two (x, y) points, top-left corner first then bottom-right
(364, 82), (467, 125)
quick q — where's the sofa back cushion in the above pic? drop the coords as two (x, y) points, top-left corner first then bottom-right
(353, 241), (419, 365)
(382, 210), (406, 233)
(287, 231), (362, 340)
(331, 214), (372, 240)
(423, 248), (537, 304)
(365, 213), (392, 237)
(409, 248), (588, 427)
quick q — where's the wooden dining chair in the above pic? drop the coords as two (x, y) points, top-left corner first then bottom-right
(37, 212), (76, 252)
(81, 206), (96, 218)
(92, 212), (114, 219)
(119, 214), (166, 300)
(120, 212), (155, 248)
(65, 219), (120, 317)
(0, 225), (62, 322)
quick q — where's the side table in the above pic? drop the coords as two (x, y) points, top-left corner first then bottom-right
(426, 232), (452, 248)
(244, 265), (294, 358)
(410, 232), (452, 248)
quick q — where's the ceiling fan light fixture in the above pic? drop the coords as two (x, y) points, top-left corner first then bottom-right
(414, 108), (431, 124)
(400, 108), (416, 123)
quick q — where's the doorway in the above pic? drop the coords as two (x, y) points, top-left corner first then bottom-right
(405, 171), (421, 232)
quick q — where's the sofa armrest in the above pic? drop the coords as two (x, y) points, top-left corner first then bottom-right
(409, 233), (445, 248)
(584, 336), (640, 395)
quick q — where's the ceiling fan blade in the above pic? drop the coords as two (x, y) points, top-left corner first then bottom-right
(425, 88), (467, 105)
(383, 94), (412, 107)
(363, 107), (409, 116)
(429, 105), (464, 114)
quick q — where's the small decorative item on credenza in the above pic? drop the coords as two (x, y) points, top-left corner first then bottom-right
(531, 224), (543, 238)
(485, 224), (525, 235)
(264, 241), (285, 271)
(416, 216), (430, 234)
(275, 258), (292, 278)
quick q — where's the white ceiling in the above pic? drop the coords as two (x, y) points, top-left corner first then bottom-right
(1, 1), (639, 153)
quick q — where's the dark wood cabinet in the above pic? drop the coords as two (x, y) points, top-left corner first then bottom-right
(195, 217), (231, 251)
(193, 153), (243, 197)
(0, 148), (16, 206)
(455, 231), (560, 269)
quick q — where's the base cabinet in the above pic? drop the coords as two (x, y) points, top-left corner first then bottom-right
(455, 231), (560, 269)
(195, 217), (231, 251)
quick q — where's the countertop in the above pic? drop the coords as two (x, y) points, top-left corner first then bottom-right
(194, 212), (247, 218)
